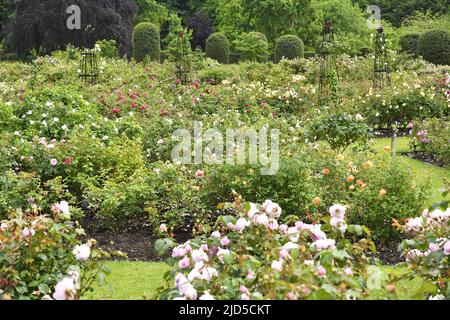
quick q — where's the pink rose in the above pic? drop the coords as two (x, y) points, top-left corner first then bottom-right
(178, 257), (190, 269)
(50, 158), (58, 166)
(271, 260), (283, 272)
(316, 265), (327, 277)
(444, 241), (450, 256)
(220, 236), (230, 247)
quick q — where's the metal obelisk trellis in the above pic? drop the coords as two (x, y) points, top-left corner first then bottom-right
(373, 25), (391, 89)
(175, 31), (192, 85)
(80, 22), (99, 84)
(318, 20), (336, 106)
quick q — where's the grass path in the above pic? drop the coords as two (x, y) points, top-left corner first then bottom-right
(87, 137), (449, 300)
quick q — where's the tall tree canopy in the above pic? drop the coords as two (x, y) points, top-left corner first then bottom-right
(5, 0), (137, 57)
(0, 0), (14, 43)
(352, 0), (449, 26)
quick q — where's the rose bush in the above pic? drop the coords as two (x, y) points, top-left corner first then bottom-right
(396, 185), (450, 299)
(0, 201), (124, 300)
(155, 196), (412, 300)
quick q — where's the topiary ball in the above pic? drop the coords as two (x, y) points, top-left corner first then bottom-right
(275, 35), (304, 63)
(205, 33), (230, 64)
(133, 22), (161, 62)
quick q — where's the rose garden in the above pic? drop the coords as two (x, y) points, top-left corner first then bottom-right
(0, 0), (449, 301)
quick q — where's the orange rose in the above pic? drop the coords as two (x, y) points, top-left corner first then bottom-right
(379, 189), (387, 196)
(312, 197), (322, 206)
(347, 175), (355, 183)
(322, 168), (331, 176)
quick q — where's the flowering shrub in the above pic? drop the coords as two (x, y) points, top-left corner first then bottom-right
(0, 202), (120, 300)
(306, 112), (370, 152)
(155, 197), (401, 300)
(409, 118), (450, 167)
(396, 187), (450, 299)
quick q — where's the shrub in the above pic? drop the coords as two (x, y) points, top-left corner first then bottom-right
(155, 198), (410, 300)
(234, 32), (270, 63)
(409, 118), (450, 167)
(133, 22), (161, 62)
(275, 35), (304, 63)
(0, 203), (115, 300)
(396, 187), (450, 299)
(363, 86), (446, 129)
(347, 154), (430, 241)
(399, 33), (420, 56)
(205, 33), (230, 64)
(96, 39), (119, 59)
(418, 30), (450, 66)
(307, 113), (371, 152)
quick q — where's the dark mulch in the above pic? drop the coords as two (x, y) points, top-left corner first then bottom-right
(374, 241), (403, 265)
(402, 151), (446, 168)
(83, 213), (405, 265)
(82, 214), (160, 261)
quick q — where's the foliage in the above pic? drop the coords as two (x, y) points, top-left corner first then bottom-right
(133, 22), (161, 62)
(6, 0), (136, 58)
(275, 35), (304, 63)
(418, 29), (450, 66)
(0, 203), (118, 300)
(409, 117), (450, 167)
(395, 186), (450, 299)
(307, 113), (370, 152)
(155, 197), (392, 300)
(187, 11), (215, 51)
(399, 33), (421, 56)
(354, 0), (449, 27)
(135, 0), (169, 28)
(234, 32), (270, 63)
(362, 81), (447, 129)
(96, 40), (119, 59)
(205, 33), (230, 64)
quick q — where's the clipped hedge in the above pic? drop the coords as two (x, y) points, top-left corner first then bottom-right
(418, 30), (450, 66)
(133, 22), (161, 62)
(399, 33), (420, 56)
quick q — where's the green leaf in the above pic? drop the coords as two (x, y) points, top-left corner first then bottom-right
(154, 238), (175, 256)
(38, 283), (50, 294)
(223, 254), (235, 265)
(367, 266), (388, 290)
(332, 250), (351, 261)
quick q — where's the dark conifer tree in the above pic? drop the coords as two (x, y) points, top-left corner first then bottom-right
(6, 0), (137, 58)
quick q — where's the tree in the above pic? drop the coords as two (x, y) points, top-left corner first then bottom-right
(240, 0), (315, 44)
(352, 0), (449, 26)
(6, 0), (137, 58)
(0, 0), (14, 43)
(187, 11), (215, 50)
(135, 0), (168, 27)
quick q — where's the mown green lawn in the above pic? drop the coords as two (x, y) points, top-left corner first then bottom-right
(87, 137), (448, 300)
(84, 261), (170, 300)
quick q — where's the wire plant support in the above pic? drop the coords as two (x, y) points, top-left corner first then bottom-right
(317, 20), (337, 106)
(373, 25), (391, 90)
(79, 21), (99, 84)
(175, 31), (192, 85)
